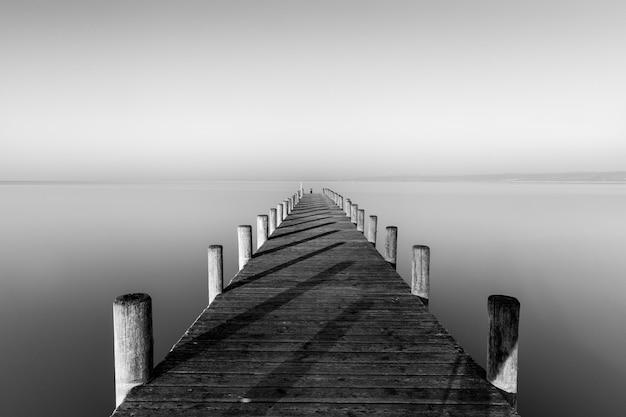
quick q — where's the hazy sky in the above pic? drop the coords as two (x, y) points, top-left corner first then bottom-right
(2, 1), (625, 180)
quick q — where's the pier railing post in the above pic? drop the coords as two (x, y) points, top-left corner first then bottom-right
(113, 293), (153, 407)
(269, 208), (277, 235)
(276, 204), (283, 227)
(384, 226), (398, 269)
(487, 295), (520, 409)
(351, 203), (358, 224)
(357, 209), (365, 232)
(367, 215), (377, 245)
(237, 225), (252, 270)
(345, 199), (352, 217)
(411, 245), (430, 307)
(257, 215), (269, 249)
(282, 201), (288, 219)
(208, 245), (223, 305)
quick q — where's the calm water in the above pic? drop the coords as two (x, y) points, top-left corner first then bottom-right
(1, 181), (625, 416)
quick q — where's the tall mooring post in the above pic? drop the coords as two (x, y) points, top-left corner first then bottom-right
(411, 245), (430, 307)
(113, 293), (153, 407)
(384, 226), (398, 269)
(207, 245), (223, 305)
(487, 295), (520, 409)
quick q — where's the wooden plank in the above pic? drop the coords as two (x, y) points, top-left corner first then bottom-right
(114, 402), (519, 417)
(121, 385), (509, 404)
(111, 193), (517, 416)
(161, 361), (486, 376)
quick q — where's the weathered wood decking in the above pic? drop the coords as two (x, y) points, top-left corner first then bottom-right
(112, 193), (519, 416)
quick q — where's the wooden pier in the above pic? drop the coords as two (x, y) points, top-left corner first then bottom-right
(111, 192), (520, 416)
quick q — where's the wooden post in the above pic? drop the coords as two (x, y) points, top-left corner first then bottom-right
(113, 293), (153, 407)
(385, 226), (398, 269)
(207, 245), (223, 305)
(257, 215), (268, 249)
(276, 204), (283, 226)
(367, 215), (377, 245)
(282, 201), (288, 219)
(411, 245), (430, 307)
(345, 199), (351, 216)
(339, 195), (343, 210)
(351, 203), (358, 224)
(357, 209), (365, 232)
(237, 225), (252, 270)
(269, 208), (277, 235)
(487, 295), (520, 408)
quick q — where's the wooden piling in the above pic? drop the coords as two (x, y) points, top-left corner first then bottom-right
(367, 215), (378, 245)
(384, 226), (398, 269)
(207, 245), (223, 305)
(357, 209), (365, 232)
(282, 201), (289, 219)
(276, 204), (283, 226)
(487, 295), (520, 409)
(113, 293), (153, 407)
(345, 199), (352, 217)
(351, 203), (358, 224)
(411, 245), (430, 307)
(257, 215), (269, 249)
(237, 225), (252, 270)
(269, 208), (277, 235)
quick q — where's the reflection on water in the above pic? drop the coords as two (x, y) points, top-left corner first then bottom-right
(1, 181), (625, 416)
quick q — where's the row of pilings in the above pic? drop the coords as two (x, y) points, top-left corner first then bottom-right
(111, 186), (305, 409)
(322, 187), (520, 409)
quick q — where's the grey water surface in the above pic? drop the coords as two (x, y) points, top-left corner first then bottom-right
(1, 181), (624, 416)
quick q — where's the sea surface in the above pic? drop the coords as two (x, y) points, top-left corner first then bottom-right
(1, 181), (625, 416)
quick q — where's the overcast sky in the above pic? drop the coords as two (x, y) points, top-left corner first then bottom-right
(2, 0), (625, 180)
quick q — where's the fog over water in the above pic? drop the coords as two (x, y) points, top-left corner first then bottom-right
(1, 181), (625, 416)
(3, 1), (626, 181)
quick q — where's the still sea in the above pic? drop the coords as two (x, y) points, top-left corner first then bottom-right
(1, 181), (625, 416)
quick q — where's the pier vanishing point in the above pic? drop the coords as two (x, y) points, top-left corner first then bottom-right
(111, 190), (520, 416)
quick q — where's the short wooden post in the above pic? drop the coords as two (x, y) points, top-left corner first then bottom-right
(282, 201), (288, 219)
(357, 209), (365, 232)
(487, 295), (520, 408)
(269, 208), (277, 235)
(411, 245), (430, 307)
(345, 199), (351, 216)
(339, 195), (343, 210)
(351, 203), (358, 224)
(257, 215), (269, 249)
(237, 225), (252, 270)
(367, 215), (377, 245)
(276, 204), (283, 226)
(207, 245), (223, 305)
(385, 226), (398, 269)
(113, 293), (153, 407)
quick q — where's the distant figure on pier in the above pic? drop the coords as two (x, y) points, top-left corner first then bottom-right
(310, 188), (313, 193)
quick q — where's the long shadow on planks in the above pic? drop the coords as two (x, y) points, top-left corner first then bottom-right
(282, 216), (333, 228)
(229, 241), (343, 289)
(270, 222), (336, 239)
(219, 297), (375, 416)
(151, 259), (353, 376)
(259, 230), (339, 256)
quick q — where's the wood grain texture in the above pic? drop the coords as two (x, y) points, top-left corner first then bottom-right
(111, 193), (518, 416)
